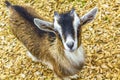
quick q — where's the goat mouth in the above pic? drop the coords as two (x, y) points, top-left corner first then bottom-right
(69, 49), (76, 52)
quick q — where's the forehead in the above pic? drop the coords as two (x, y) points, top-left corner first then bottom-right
(58, 12), (73, 25)
(58, 12), (74, 36)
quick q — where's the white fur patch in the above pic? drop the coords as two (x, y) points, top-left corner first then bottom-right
(72, 11), (80, 51)
(69, 74), (79, 79)
(73, 12), (80, 28)
(26, 51), (40, 62)
(64, 45), (85, 65)
(54, 17), (62, 35)
(66, 35), (74, 44)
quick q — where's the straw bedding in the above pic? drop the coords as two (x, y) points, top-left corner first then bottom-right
(0, 0), (120, 80)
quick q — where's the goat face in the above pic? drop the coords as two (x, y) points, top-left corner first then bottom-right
(54, 9), (80, 52)
(34, 7), (98, 52)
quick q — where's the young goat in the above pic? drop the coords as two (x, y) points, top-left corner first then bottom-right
(5, 1), (98, 80)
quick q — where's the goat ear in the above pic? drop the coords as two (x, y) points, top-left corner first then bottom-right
(80, 7), (98, 26)
(34, 18), (55, 33)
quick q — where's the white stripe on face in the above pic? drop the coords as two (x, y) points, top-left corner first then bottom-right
(72, 11), (80, 51)
(54, 16), (62, 36)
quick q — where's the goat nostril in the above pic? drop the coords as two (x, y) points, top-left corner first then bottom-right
(67, 42), (74, 49)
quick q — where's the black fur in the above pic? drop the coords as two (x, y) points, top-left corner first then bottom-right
(58, 12), (75, 40)
(13, 5), (34, 24)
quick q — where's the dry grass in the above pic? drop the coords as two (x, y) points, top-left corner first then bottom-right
(0, 0), (120, 80)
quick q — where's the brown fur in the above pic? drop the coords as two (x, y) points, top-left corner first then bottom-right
(7, 3), (84, 79)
